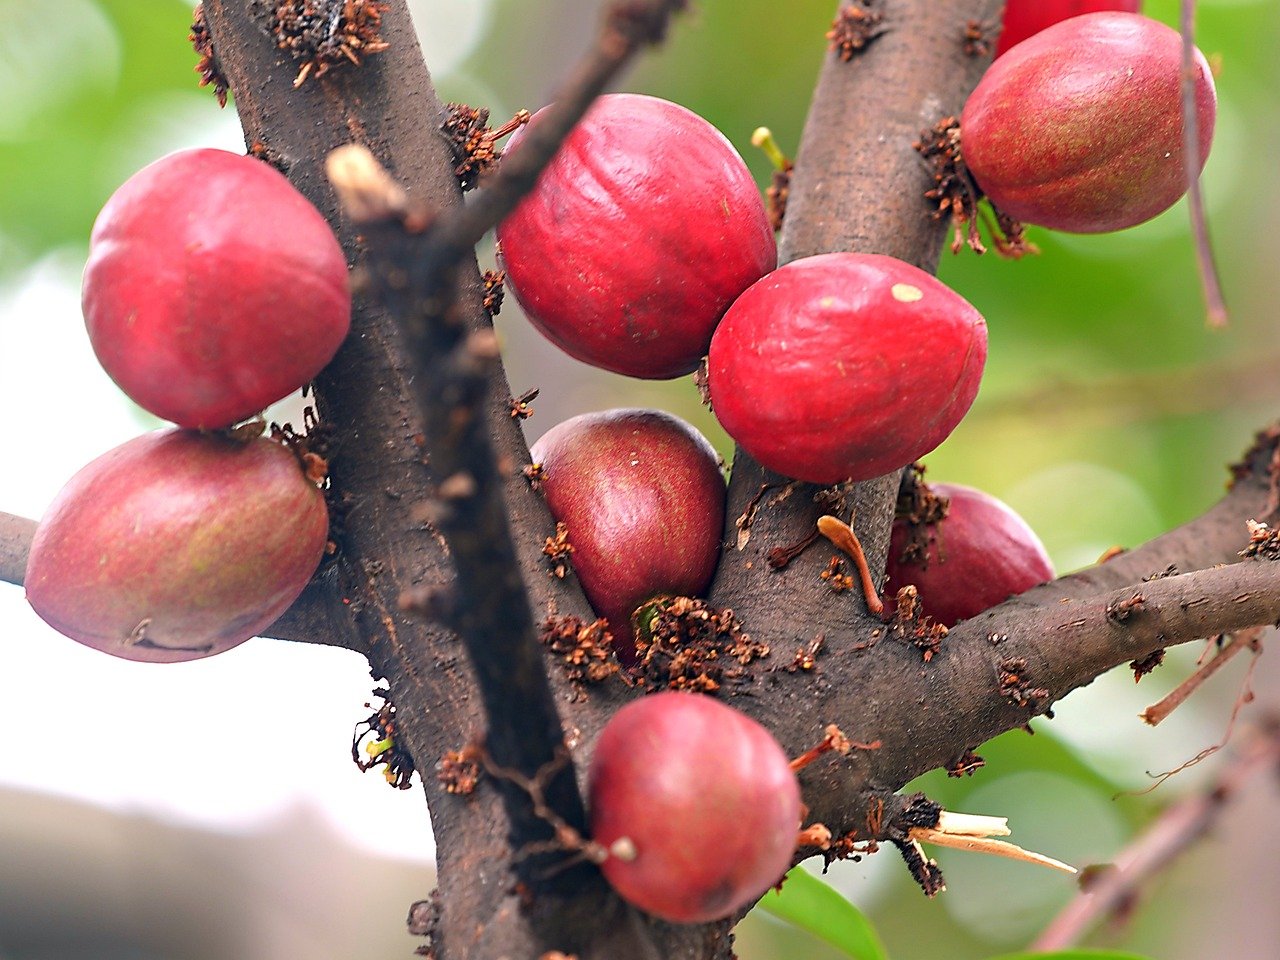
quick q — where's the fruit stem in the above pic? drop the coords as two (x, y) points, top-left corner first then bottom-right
(751, 126), (792, 173)
(816, 514), (885, 616)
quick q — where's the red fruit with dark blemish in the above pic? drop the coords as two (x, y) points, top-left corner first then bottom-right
(588, 691), (801, 923)
(496, 93), (776, 379)
(884, 482), (1054, 627)
(962, 12), (1216, 233)
(83, 148), (351, 428)
(707, 252), (987, 485)
(995, 0), (1142, 57)
(25, 429), (329, 663)
(531, 409), (725, 656)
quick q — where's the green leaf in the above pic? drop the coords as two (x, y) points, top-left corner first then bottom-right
(755, 866), (889, 960)
(984, 951), (1154, 960)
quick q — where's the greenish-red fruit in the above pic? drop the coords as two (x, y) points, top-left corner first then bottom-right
(25, 430), (329, 663)
(884, 482), (1054, 627)
(962, 12), (1216, 233)
(588, 691), (801, 923)
(530, 409), (725, 657)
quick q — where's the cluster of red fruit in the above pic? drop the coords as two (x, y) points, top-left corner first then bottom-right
(24, 149), (350, 663)
(503, 4), (1215, 924)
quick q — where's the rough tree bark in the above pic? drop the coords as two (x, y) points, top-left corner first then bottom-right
(2, 1), (1279, 958)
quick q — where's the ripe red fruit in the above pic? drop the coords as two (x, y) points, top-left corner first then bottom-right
(25, 429), (329, 663)
(962, 12), (1216, 234)
(83, 148), (351, 428)
(707, 253), (987, 485)
(995, 0), (1142, 58)
(588, 691), (801, 923)
(530, 409), (725, 654)
(496, 94), (776, 379)
(885, 482), (1054, 627)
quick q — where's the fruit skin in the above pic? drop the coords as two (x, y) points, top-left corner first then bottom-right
(531, 409), (725, 654)
(496, 94), (776, 379)
(962, 12), (1216, 234)
(707, 253), (987, 485)
(588, 691), (801, 923)
(83, 148), (351, 428)
(884, 482), (1054, 627)
(25, 429), (329, 663)
(995, 0), (1142, 57)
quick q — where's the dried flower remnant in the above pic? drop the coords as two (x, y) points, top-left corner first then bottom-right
(443, 104), (532, 191)
(542, 521), (574, 578)
(826, 1), (886, 61)
(751, 127), (794, 232)
(1131, 648), (1166, 682)
(1241, 519), (1280, 560)
(190, 3), (230, 107)
(509, 387), (539, 421)
(947, 750), (985, 778)
(998, 656), (1049, 710)
(437, 744), (483, 795)
(962, 19), (993, 58)
(255, 0), (391, 88)
(886, 585), (948, 662)
(633, 596), (768, 693)
(352, 688), (416, 788)
(539, 615), (621, 689)
(481, 269), (506, 317)
(820, 556), (855, 593)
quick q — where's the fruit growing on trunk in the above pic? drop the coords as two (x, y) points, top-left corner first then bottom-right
(707, 252), (987, 485)
(588, 691), (801, 923)
(497, 93), (776, 379)
(83, 148), (351, 428)
(530, 409), (725, 657)
(995, 0), (1142, 58)
(25, 429), (329, 663)
(962, 12), (1216, 234)
(885, 481), (1054, 627)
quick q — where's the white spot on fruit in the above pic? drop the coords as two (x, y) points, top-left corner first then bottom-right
(891, 283), (923, 303)
(610, 837), (638, 861)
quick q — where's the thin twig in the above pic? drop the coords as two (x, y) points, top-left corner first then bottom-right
(1032, 718), (1280, 951)
(1180, 0), (1228, 327)
(1140, 626), (1264, 726)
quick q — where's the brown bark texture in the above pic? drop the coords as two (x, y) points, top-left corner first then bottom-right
(3, 1), (1280, 958)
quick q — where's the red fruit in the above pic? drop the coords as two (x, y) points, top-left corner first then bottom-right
(83, 148), (351, 428)
(995, 0), (1142, 57)
(962, 12), (1216, 234)
(497, 94), (776, 379)
(885, 482), (1054, 627)
(531, 410), (725, 654)
(588, 691), (801, 923)
(707, 253), (987, 485)
(25, 429), (329, 663)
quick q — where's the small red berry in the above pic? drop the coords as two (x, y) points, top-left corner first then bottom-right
(83, 148), (351, 428)
(885, 482), (1054, 627)
(963, 12), (1216, 234)
(707, 253), (987, 485)
(588, 691), (801, 923)
(25, 429), (329, 662)
(995, 0), (1142, 58)
(497, 94), (776, 379)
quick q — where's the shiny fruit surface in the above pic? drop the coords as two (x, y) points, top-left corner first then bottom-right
(995, 0), (1142, 57)
(707, 253), (987, 485)
(963, 12), (1216, 233)
(83, 148), (351, 428)
(497, 94), (776, 379)
(531, 409), (725, 651)
(588, 691), (801, 923)
(885, 482), (1054, 627)
(25, 429), (329, 662)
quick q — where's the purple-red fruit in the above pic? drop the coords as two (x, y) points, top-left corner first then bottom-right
(995, 0), (1142, 57)
(531, 409), (725, 655)
(884, 482), (1054, 627)
(25, 430), (329, 663)
(707, 253), (987, 485)
(497, 94), (776, 379)
(588, 691), (801, 923)
(962, 12), (1216, 234)
(83, 148), (351, 428)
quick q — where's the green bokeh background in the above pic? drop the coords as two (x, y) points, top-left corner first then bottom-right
(2, 1), (1277, 958)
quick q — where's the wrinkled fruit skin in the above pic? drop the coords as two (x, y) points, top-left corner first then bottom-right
(885, 482), (1054, 627)
(497, 94), (776, 379)
(707, 253), (987, 485)
(531, 409), (725, 655)
(25, 429), (329, 663)
(83, 148), (351, 428)
(995, 0), (1142, 57)
(962, 12), (1216, 234)
(588, 691), (801, 923)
